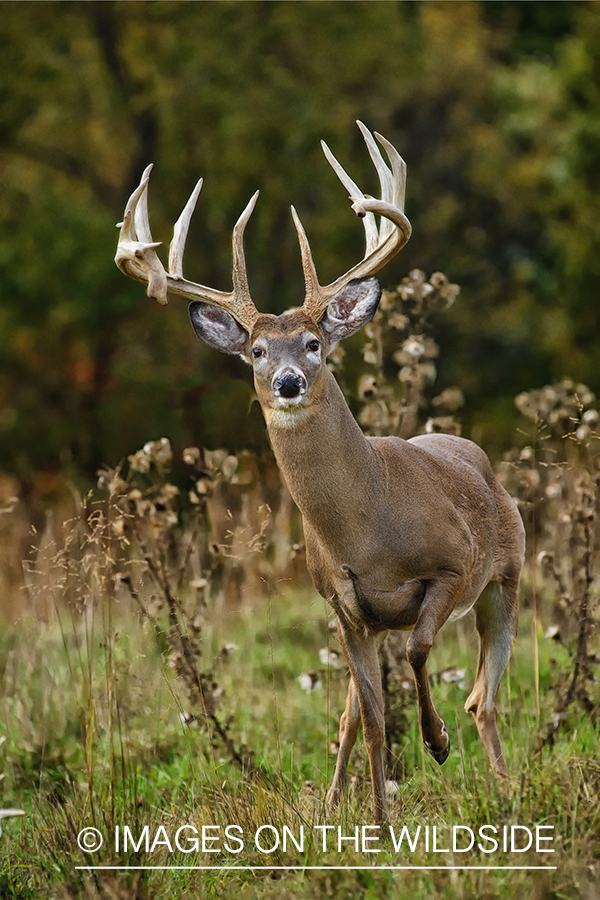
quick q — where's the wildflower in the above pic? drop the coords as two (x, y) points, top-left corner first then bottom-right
(0, 809), (25, 837)
(388, 312), (409, 331)
(441, 667), (466, 688)
(385, 780), (399, 799)
(298, 672), (322, 693)
(432, 387), (464, 412)
(358, 375), (378, 400)
(319, 648), (339, 667)
(545, 483), (562, 499)
(183, 446), (201, 465)
(403, 338), (426, 360)
(144, 438), (173, 467)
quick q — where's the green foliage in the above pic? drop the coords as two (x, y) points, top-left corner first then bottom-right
(1, 398), (598, 896)
(0, 592), (598, 899)
(1, 1), (600, 480)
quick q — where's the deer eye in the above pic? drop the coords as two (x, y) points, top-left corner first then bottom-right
(307, 339), (320, 353)
(252, 347), (264, 359)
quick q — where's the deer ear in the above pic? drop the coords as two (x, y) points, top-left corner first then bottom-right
(319, 277), (382, 342)
(189, 301), (250, 357)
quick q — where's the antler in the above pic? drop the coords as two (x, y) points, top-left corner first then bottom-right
(116, 123), (410, 329)
(115, 165), (260, 333)
(293, 121), (412, 321)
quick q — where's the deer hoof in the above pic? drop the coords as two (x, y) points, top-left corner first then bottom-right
(430, 739), (450, 765)
(425, 727), (450, 765)
(326, 787), (341, 812)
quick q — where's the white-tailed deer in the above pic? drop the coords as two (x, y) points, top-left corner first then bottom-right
(116, 122), (525, 824)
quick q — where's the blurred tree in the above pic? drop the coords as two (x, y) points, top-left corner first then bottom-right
(0, 0), (597, 485)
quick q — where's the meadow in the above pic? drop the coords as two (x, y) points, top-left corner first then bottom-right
(1, 274), (598, 899)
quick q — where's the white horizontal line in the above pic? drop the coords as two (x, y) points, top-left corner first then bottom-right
(75, 865), (558, 871)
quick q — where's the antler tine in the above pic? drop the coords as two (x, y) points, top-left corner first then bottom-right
(358, 123), (396, 243)
(299, 122), (412, 323)
(133, 164), (155, 244)
(320, 138), (379, 253)
(291, 205), (321, 303)
(118, 164), (152, 240)
(115, 165), (169, 305)
(169, 177), (203, 279)
(232, 190), (260, 302)
(115, 169), (261, 331)
(357, 121), (394, 206)
(373, 130), (407, 223)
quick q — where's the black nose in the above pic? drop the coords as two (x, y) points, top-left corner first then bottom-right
(274, 372), (304, 398)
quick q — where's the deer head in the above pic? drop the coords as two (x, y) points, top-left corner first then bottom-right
(115, 122), (411, 422)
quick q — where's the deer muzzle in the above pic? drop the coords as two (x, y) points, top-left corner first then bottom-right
(272, 369), (307, 400)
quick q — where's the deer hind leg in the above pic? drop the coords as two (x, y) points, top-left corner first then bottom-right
(333, 626), (388, 824)
(327, 677), (360, 811)
(406, 578), (464, 765)
(465, 576), (519, 776)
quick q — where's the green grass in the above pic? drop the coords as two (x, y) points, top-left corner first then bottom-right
(0, 587), (598, 899)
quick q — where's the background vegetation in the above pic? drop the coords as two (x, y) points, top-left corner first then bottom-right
(1, 0), (600, 485)
(1, 271), (599, 899)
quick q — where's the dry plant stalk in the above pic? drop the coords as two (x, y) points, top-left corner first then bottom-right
(97, 438), (264, 773)
(330, 269), (463, 440)
(502, 380), (600, 742)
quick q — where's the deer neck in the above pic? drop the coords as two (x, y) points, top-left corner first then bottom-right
(262, 367), (378, 530)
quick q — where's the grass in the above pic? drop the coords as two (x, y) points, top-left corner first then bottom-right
(2, 280), (598, 900)
(0, 582), (598, 900)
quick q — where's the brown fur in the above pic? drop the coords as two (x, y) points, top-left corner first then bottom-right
(254, 335), (524, 825)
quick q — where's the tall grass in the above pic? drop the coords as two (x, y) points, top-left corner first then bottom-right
(1, 273), (598, 898)
(1, 587), (598, 898)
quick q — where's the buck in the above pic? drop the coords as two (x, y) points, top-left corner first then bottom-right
(115, 122), (525, 825)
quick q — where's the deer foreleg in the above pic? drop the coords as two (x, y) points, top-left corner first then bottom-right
(406, 577), (463, 765)
(335, 625), (388, 825)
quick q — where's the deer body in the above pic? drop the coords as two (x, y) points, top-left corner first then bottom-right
(246, 308), (524, 823)
(116, 123), (524, 824)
